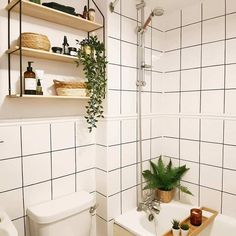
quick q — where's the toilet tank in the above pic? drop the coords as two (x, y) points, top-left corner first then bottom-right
(27, 191), (96, 236)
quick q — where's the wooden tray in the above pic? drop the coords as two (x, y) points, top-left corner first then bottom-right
(163, 207), (218, 236)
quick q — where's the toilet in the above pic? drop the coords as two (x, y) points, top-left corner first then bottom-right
(27, 191), (96, 236)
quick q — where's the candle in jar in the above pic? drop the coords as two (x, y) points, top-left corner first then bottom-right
(190, 208), (202, 226)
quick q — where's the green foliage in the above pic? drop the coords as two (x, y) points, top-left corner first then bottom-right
(76, 36), (107, 132)
(172, 219), (180, 229)
(142, 156), (193, 195)
(181, 223), (190, 230)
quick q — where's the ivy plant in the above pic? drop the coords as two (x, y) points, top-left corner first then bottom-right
(76, 36), (107, 132)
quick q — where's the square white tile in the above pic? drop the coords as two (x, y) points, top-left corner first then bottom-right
(226, 64), (236, 89)
(76, 145), (95, 171)
(226, 14), (236, 39)
(122, 67), (137, 91)
(0, 189), (23, 220)
(182, 23), (201, 47)
(225, 90), (236, 114)
(200, 142), (222, 167)
(22, 123), (50, 156)
(122, 142), (136, 167)
(96, 193), (107, 220)
(121, 0), (137, 20)
(141, 119), (150, 140)
(151, 117), (163, 138)
(121, 187), (137, 213)
(226, 0), (236, 14)
(107, 90), (121, 116)
(76, 120), (95, 147)
(163, 50), (180, 72)
(181, 69), (201, 91)
(182, 3), (201, 26)
(121, 91), (136, 115)
(224, 145), (236, 170)
(161, 93), (179, 114)
(200, 165), (222, 190)
(223, 169), (236, 194)
(121, 42), (137, 68)
(165, 11), (181, 30)
(0, 126), (21, 160)
(200, 187), (222, 212)
(222, 193), (236, 218)
(52, 149), (75, 178)
(226, 38), (236, 64)
(142, 140), (151, 162)
(141, 92), (151, 115)
(151, 138), (162, 158)
(151, 93), (163, 113)
(181, 118), (199, 140)
(108, 38), (120, 65)
(107, 146), (121, 171)
(107, 170), (120, 196)
(96, 145), (107, 171)
(107, 12), (120, 39)
(180, 181), (199, 206)
(108, 193), (121, 220)
(76, 169), (95, 193)
(224, 120), (236, 145)
(122, 164), (136, 190)
(96, 169), (107, 196)
(201, 119), (223, 143)
(152, 51), (164, 72)
(23, 153), (51, 186)
(52, 175), (75, 199)
(107, 64), (120, 90)
(152, 30), (165, 51)
(180, 160), (199, 184)
(202, 41), (224, 66)
(107, 120), (121, 146)
(51, 122), (75, 151)
(121, 119), (136, 143)
(122, 17), (137, 44)
(201, 90), (224, 114)
(181, 91), (200, 113)
(202, 66), (224, 89)
(0, 158), (22, 192)
(180, 140), (199, 162)
(202, 17), (225, 43)
(203, 0), (225, 20)
(182, 46), (201, 69)
(163, 117), (179, 138)
(163, 72), (180, 92)
(162, 138), (179, 158)
(165, 28), (180, 51)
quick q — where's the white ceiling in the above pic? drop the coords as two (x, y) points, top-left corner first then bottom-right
(145, 0), (202, 12)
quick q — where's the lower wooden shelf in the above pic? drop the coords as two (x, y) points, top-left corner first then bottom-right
(7, 94), (89, 100)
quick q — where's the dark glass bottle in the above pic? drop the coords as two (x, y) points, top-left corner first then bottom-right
(24, 61), (36, 95)
(62, 36), (69, 55)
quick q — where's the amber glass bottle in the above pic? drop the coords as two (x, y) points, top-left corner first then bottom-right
(24, 61), (36, 95)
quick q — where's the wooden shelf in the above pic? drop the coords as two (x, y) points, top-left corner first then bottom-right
(163, 207), (218, 236)
(6, 0), (103, 32)
(6, 47), (78, 63)
(7, 94), (89, 100)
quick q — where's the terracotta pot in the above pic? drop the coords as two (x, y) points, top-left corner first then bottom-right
(155, 188), (175, 203)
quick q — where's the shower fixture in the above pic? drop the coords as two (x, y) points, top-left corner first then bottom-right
(138, 8), (164, 33)
(109, 0), (119, 12)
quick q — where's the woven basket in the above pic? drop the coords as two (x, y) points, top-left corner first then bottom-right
(18, 33), (51, 51)
(53, 80), (87, 97)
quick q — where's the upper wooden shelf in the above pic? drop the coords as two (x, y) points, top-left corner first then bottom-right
(6, 46), (78, 63)
(6, 0), (103, 32)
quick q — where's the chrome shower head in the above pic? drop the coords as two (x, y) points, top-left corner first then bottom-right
(152, 8), (164, 17)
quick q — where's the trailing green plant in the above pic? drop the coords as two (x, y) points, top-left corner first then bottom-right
(172, 219), (180, 229)
(76, 36), (107, 132)
(142, 156), (193, 195)
(181, 223), (190, 230)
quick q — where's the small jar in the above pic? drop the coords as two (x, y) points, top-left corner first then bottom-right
(190, 209), (202, 226)
(52, 47), (62, 54)
(68, 47), (77, 56)
(88, 9), (95, 22)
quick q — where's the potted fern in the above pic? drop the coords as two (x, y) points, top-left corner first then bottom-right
(142, 156), (192, 203)
(172, 219), (180, 236)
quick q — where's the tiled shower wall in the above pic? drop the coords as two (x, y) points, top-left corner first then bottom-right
(95, 0), (164, 235)
(0, 118), (95, 236)
(162, 0), (236, 219)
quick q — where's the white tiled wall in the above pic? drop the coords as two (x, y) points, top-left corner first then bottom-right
(0, 118), (96, 236)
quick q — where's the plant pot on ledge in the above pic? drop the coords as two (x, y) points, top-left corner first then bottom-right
(155, 188), (176, 203)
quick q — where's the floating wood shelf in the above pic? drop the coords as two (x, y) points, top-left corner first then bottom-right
(6, 0), (103, 32)
(6, 47), (78, 63)
(163, 207), (218, 236)
(7, 94), (89, 100)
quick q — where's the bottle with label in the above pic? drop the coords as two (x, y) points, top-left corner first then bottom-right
(35, 70), (44, 95)
(62, 36), (69, 55)
(24, 61), (36, 95)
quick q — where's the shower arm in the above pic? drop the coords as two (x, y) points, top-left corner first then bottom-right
(109, 0), (119, 12)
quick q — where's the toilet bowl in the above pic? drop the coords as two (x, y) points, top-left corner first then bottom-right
(27, 191), (96, 236)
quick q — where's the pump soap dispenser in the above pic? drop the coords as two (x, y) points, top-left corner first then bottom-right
(24, 61), (36, 95)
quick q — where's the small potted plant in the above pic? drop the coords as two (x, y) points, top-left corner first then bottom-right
(142, 156), (193, 203)
(172, 219), (180, 236)
(78, 38), (92, 55)
(180, 223), (190, 236)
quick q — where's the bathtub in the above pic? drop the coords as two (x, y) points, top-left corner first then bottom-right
(114, 201), (236, 236)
